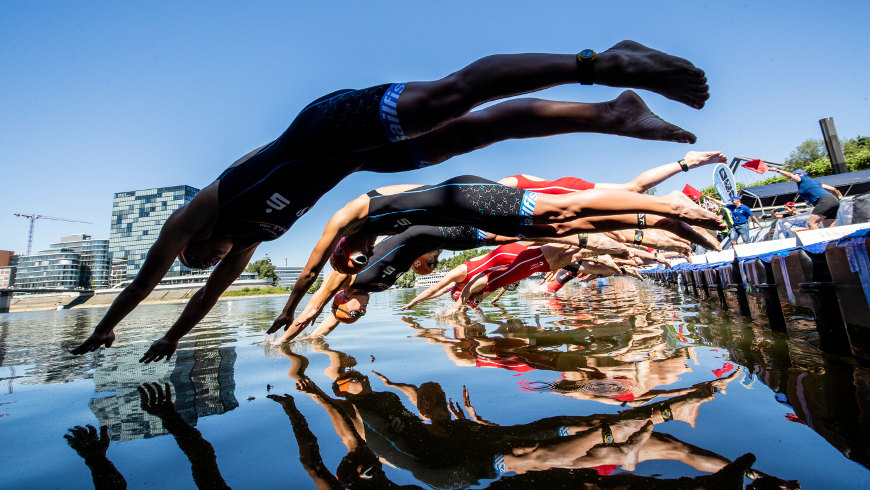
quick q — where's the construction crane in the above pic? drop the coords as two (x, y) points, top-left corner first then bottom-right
(12, 213), (93, 255)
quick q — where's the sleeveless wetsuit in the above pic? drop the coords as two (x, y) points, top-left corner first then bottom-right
(509, 174), (595, 193)
(353, 225), (486, 292)
(359, 175), (538, 237)
(482, 247), (549, 292)
(214, 83), (434, 243)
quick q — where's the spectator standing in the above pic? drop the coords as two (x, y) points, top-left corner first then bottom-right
(726, 197), (761, 243)
(768, 168), (842, 229)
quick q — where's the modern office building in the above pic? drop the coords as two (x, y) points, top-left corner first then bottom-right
(109, 258), (128, 287)
(49, 234), (110, 289)
(15, 249), (82, 289)
(274, 265), (325, 289)
(274, 265), (304, 288)
(109, 185), (199, 278)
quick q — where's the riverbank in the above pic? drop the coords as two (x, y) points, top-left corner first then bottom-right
(6, 286), (295, 313)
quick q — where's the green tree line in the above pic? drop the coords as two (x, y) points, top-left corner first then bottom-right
(243, 256), (322, 293)
(393, 248), (492, 288)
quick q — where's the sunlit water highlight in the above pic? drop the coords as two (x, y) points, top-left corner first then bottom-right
(1, 277), (868, 488)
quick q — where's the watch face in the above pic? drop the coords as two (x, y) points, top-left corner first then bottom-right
(579, 49), (595, 59)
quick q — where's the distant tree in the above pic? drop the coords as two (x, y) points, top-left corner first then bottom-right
(395, 270), (416, 288)
(393, 249), (492, 289)
(845, 135), (870, 171)
(785, 139), (828, 172)
(245, 256), (278, 285)
(437, 248), (492, 270)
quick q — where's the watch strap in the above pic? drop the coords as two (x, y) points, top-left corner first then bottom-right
(576, 49), (596, 85)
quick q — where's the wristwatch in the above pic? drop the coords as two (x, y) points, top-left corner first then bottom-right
(576, 49), (597, 85)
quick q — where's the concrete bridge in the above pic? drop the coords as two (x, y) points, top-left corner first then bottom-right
(0, 288), (95, 313)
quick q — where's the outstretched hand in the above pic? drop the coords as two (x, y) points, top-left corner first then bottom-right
(70, 331), (115, 355)
(139, 337), (178, 363)
(683, 150), (727, 169)
(138, 382), (176, 417)
(267, 311), (293, 334)
(272, 311), (319, 343)
(65, 425), (111, 459)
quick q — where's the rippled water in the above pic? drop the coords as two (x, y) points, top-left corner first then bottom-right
(2, 278), (869, 488)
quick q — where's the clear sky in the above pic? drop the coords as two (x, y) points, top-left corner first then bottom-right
(2, 1), (868, 266)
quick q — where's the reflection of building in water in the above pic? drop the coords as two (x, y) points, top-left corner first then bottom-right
(89, 346), (238, 441)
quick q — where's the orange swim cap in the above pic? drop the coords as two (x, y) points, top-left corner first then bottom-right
(331, 290), (366, 324)
(411, 255), (436, 275)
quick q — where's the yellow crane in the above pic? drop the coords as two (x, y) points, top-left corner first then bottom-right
(12, 213), (92, 255)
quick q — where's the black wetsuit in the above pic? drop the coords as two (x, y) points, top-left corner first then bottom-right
(353, 225), (486, 292)
(359, 175), (538, 238)
(213, 83), (433, 243)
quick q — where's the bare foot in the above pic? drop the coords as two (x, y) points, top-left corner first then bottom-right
(595, 254), (621, 274)
(652, 217), (722, 251)
(597, 40), (710, 109)
(586, 234), (632, 257)
(640, 229), (692, 254)
(683, 150), (727, 169)
(621, 267), (645, 281)
(665, 191), (724, 228)
(620, 420), (654, 471)
(586, 420), (654, 471)
(603, 91), (696, 143)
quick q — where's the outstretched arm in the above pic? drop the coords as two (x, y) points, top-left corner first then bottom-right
(71, 206), (205, 355)
(402, 266), (467, 310)
(139, 244), (257, 363)
(595, 150), (727, 193)
(279, 272), (353, 342)
(822, 184), (844, 198)
(768, 167), (802, 182)
(269, 197), (367, 338)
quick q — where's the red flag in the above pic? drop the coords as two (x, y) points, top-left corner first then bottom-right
(682, 184), (703, 201)
(741, 159), (769, 174)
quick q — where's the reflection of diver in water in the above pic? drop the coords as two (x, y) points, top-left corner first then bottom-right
(64, 425), (127, 489)
(405, 315), (709, 407)
(269, 386), (420, 489)
(277, 345), (795, 488)
(65, 383), (229, 489)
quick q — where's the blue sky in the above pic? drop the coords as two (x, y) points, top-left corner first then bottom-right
(2, 1), (868, 266)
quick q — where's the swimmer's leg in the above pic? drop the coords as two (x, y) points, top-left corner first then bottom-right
(397, 40), (709, 136)
(358, 91), (695, 173)
(415, 92), (695, 167)
(521, 214), (721, 251)
(531, 189), (723, 228)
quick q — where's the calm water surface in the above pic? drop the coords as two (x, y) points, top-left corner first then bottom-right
(2, 278), (869, 488)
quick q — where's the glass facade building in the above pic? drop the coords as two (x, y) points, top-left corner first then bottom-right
(15, 250), (82, 289)
(109, 185), (199, 278)
(49, 234), (110, 289)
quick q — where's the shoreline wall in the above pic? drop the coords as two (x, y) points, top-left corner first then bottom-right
(7, 283), (275, 312)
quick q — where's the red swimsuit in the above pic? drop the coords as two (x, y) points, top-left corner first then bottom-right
(508, 175), (596, 194)
(450, 243), (528, 299)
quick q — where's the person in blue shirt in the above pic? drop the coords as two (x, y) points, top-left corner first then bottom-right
(768, 168), (843, 229)
(725, 196), (761, 243)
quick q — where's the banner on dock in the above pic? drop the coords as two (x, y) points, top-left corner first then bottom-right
(713, 163), (738, 201)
